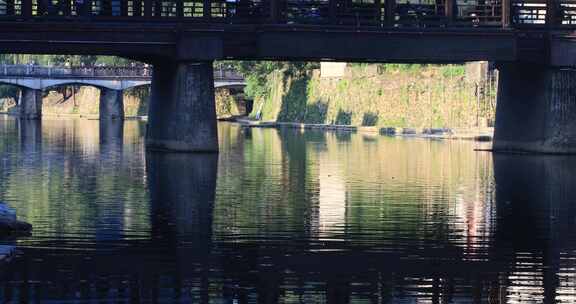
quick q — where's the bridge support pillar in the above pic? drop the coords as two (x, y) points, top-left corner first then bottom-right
(146, 61), (218, 152)
(494, 63), (576, 154)
(19, 88), (42, 120)
(99, 88), (124, 120)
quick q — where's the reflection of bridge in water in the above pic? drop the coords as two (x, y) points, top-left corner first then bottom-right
(0, 65), (245, 120)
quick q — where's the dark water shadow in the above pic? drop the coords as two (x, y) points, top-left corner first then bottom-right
(492, 154), (576, 303)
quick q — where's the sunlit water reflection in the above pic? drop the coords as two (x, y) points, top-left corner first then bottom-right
(0, 114), (575, 303)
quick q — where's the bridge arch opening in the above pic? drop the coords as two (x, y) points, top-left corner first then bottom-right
(0, 81), (34, 90)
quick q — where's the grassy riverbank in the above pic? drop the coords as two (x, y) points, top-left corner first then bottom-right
(248, 63), (497, 130)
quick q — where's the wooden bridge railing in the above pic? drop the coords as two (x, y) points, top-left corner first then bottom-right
(0, 0), (572, 29)
(0, 65), (244, 81)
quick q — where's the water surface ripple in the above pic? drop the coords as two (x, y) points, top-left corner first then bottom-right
(0, 115), (574, 303)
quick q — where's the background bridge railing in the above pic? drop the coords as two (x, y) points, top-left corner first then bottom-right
(0, 65), (244, 81)
(0, 0), (573, 28)
(0, 65), (153, 78)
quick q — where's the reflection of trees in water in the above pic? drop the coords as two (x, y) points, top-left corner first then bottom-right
(0, 117), (149, 243)
(216, 125), (496, 252)
(212, 125), (576, 302)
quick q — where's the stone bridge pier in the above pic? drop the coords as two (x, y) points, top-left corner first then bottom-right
(19, 88), (42, 120)
(18, 86), (125, 121)
(99, 88), (124, 120)
(146, 61), (218, 152)
(493, 63), (576, 154)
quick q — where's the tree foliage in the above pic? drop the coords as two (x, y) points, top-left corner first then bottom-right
(217, 61), (319, 100)
(0, 54), (137, 66)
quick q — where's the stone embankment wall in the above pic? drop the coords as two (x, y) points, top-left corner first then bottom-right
(0, 86), (243, 119)
(250, 63), (497, 131)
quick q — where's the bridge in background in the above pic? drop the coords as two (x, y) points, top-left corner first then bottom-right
(0, 0), (574, 153)
(0, 65), (245, 120)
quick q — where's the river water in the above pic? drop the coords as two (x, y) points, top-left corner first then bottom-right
(0, 115), (575, 303)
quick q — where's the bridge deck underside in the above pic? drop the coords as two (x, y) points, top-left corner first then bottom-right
(0, 22), (533, 63)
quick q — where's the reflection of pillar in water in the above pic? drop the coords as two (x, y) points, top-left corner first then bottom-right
(493, 155), (576, 303)
(19, 119), (42, 154)
(146, 152), (218, 249)
(99, 119), (124, 156)
(146, 152), (218, 301)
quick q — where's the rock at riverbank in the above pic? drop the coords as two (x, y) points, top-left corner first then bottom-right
(0, 202), (31, 235)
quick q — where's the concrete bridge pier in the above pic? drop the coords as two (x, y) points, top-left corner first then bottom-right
(99, 88), (124, 120)
(19, 88), (42, 120)
(493, 63), (576, 153)
(146, 61), (218, 152)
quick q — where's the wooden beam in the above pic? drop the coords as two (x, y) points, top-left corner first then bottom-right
(22, 0), (31, 18)
(62, 0), (71, 16)
(144, 0), (152, 17)
(121, 0), (129, 17)
(501, 0), (510, 27)
(375, 0), (382, 26)
(445, 0), (454, 24)
(270, 0), (278, 23)
(385, 0), (396, 26)
(6, 0), (14, 16)
(546, 0), (558, 27)
(133, 0), (143, 17)
(329, 0), (337, 25)
(204, 0), (211, 20)
(176, 0), (184, 17)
